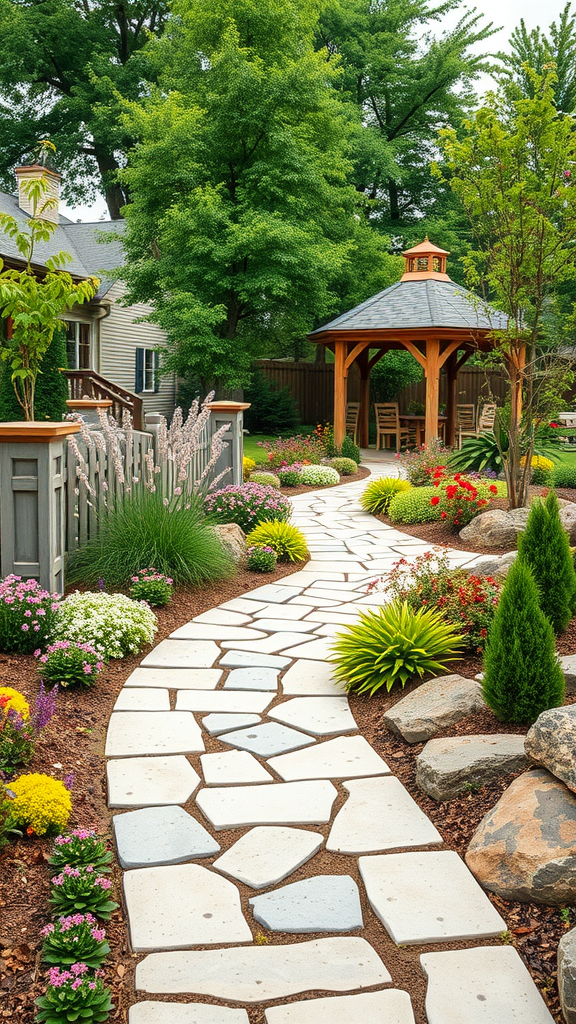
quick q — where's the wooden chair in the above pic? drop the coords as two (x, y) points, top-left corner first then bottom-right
(457, 404), (476, 447)
(374, 403), (411, 451)
(345, 402), (360, 444)
(478, 402), (497, 432)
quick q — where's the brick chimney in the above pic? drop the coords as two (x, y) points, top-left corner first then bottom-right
(14, 163), (61, 224)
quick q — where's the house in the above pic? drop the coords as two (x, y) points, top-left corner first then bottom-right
(0, 160), (177, 427)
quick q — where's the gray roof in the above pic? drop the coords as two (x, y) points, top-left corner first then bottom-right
(311, 278), (508, 335)
(0, 190), (125, 298)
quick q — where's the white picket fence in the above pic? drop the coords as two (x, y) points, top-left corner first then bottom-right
(65, 422), (212, 553)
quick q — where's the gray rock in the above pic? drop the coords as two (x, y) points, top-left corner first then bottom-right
(113, 806), (220, 868)
(560, 501), (576, 545)
(471, 550), (517, 577)
(416, 734), (528, 802)
(559, 927), (576, 1024)
(382, 675), (485, 744)
(459, 508), (530, 548)
(249, 875), (363, 933)
(560, 655), (576, 695)
(214, 523), (247, 561)
(466, 769), (576, 905)
(525, 706), (576, 794)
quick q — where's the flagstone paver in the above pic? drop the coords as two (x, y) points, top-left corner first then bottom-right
(107, 756), (200, 807)
(200, 750), (274, 785)
(135, 938), (391, 1000)
(113, 806), (220, 867)
(249, 874), (363, 933)
(218, 721), (316, 756)
(130, 1005), (250, 1024)
(124, 668), (222, 689)
(421, 947), (556, 1023)
(106, 468), (550, 1021)
(213, 826), (324, 888)
(105, 712), (205, 757)
(264, 989), (416, 1024)
(124, 863), (252, 950)
(359, 850), (506, 944)
(327, 776), (442, 853)
(268, 696), (357, 736)
(196, 780), (338, 829)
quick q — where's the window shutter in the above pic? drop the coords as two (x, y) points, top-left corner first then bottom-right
(153, 351), (160, 393)
(135, 347), (144, 393)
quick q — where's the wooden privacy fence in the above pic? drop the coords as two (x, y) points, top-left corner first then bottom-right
(256, 360), (509, 424)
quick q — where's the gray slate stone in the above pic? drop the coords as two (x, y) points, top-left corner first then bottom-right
(471, 550), (517, 577)
(224, 668), (279, 691)
(219, 722), (315, 757)
(113, 806), (220, 867)
(249, 875), (362, 933)
(130, 1005), (249, 1024)
(525, 706), (576, 794)
(559, 927), (576, 1024)
(416, 734), (528, 802)
(560, 654), (576, 695)
(383, 675), (485, 744)
(202, 714), (261, 736)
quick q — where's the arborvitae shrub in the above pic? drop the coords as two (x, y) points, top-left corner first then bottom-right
(244, 370), (299, 435)
(0, 325), (69, 421)
(517, 490), (576, 632)
(482, 558), (564, 723)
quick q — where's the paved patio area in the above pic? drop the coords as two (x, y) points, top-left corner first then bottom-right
(106, 468), (555, 1023)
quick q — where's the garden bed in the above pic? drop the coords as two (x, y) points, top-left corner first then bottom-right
(277, 464), (370, 496)
(0, 559), (305, 1023)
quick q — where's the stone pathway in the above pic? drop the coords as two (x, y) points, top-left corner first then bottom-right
(106, 466), (556, 1023)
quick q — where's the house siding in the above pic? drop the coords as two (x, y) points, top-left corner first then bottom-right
(98, 281), (177, 419)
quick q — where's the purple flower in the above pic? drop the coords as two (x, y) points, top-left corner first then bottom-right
(97, 578), (105, 591)
(63, 773), (75, 791)
(32, 681), (58, 733)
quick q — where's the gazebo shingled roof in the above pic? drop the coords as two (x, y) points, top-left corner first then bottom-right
(308, 239), (507, 449)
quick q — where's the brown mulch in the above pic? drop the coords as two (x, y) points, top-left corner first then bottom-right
(377, 484), (576, 554)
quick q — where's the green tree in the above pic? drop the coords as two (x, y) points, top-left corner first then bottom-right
(371, 350), (423, 403)
(517, 489), (576, 633)
(0, 165), (98, 419)
(482, 558), (565, 723)
(438, 68), (576, 508)
(0, 0), (168, 218)
(317, 0), (496, 231)
(121, 0), (390, 390)
(501, 3), (576, 113)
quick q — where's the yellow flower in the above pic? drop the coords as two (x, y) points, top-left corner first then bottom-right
(9, 773), (71, 836)
(520, 455), (554, 471)
(0, 687), (30, 720)
(243, 456), (256, 481)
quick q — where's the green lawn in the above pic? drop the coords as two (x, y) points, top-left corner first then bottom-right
(243, 428), (316, 464)
(553, 448), (576, 468)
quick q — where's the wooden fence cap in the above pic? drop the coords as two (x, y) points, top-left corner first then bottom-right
(208, 401), (251, 412)
(66, 399), (113, 409)
(0, 421), (81, 442)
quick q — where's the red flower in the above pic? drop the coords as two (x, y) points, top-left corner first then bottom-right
(440, 511), (447, 519)
(430, 496), (440, 506)
(489, 484), (498, 494)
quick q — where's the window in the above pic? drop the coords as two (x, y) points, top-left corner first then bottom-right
(135, 348), (159, 393)
(432, 256), (443, 273)
(65, 321), (91, 369)
(416, 256), (429, 271)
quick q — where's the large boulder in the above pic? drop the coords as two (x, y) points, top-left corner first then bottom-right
(525, 706), (576, 794)
(560, 655), (576, 696)
(459, 508), (529, 549)
(416, 734), (527, 802)
(213, 523), (247, 561)
(471, 550), (517, 577)
(559, 927), (576, 1024)
(559, 501), (576, 545)
(465, 768), (576, 905)
(382, 674), (485, 745)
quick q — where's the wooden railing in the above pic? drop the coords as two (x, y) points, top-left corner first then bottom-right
(65, 370), (144, 430)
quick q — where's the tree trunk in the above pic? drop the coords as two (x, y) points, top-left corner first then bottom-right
(388, 179), (400, 221)
(94, 147), (128, 220)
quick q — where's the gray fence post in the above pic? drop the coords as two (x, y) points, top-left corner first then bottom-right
(66, 398), (113, 426)
(207, 401), (250, 487)
(0, 421), (81, 595)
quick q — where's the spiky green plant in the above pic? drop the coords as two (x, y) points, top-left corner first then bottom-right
(331, 601), (465, 695)
(246, 520), (309, 562)
(482, 558), (565, 723)
(517, 489), (576, 633)
(360, 477), (411, 515)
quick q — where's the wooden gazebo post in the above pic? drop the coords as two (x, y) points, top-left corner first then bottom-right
(333, 341), (347, 448)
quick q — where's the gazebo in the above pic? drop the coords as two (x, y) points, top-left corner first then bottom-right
(308, 239), (508, 448)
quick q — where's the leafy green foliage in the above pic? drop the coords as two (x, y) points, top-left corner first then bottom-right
(360, 477), (411, 515)
(246, 544), (277, 573)
(339, 434), (361, 464)
(278, 469), (302, 487)
(371, 351), (423, 402)
(502, 3), (576, 114)
(0, 324), (69, 422)
(246, 520), (309, 563)
(49, 830), (113, 873)
(331, 601), (465, 695)
(553, 463), (576, 488)
(129, 569), (173, 607)
(35, 972), (114, 1024)
(330, 457), (357, 476)
(518, 490), (576, 632)
(41, 914), (110, 970)
(449, 433), (505, 475)
(67, 492), (234, 588)
(388, 486), (442, 524)
(482, 558), (565, 722)
(250, 472), (281, 489)
(244, 371), (299, 436)
(49, 866), (118, 920)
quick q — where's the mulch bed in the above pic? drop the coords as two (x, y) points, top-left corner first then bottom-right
(377, 484), (576, 554)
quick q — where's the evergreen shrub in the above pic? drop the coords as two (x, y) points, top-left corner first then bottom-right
(0, 325), (69, 421)
(330, 457), (357, 475)
(244, 370), (299, 435)
(482, 558), (565, 723)
(517, 489), (576, 632)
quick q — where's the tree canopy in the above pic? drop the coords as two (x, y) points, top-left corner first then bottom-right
(501, 2), (576, 112)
